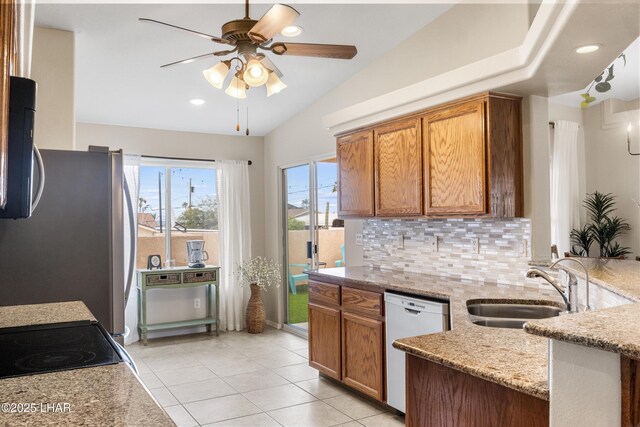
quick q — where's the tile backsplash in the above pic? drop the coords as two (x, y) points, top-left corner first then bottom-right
(363, 218), (535, 285)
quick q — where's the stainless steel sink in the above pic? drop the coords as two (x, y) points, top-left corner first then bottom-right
(467, 302), (563, 329)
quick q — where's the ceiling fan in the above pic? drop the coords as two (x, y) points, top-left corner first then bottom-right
(140, 0), (358, 99)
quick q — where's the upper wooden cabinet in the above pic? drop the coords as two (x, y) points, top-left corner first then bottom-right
(423, 100), (486, 215)
(337, 130), (375, 217)
(374, 118), (422, 216)
(335, 92), (523, 219)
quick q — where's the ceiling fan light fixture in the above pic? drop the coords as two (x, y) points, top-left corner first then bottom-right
(265, 72), (287, 97)
(225, 75), (247, 99)
(243, 59), (269, 87)
(281, 25), (303, 37)
(203, 60), (231, 89)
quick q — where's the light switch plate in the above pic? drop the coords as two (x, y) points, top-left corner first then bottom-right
(471, 238), (479, 254)
(355, 233), (363, 246)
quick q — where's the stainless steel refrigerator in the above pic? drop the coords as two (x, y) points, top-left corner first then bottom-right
(0, 148), (133, 340)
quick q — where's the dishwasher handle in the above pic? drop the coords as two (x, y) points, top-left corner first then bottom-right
(404, 308), (422, 315)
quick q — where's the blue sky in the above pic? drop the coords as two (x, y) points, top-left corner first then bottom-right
(139, 166), (216, 223)
(286, 162), (338, 215)
(138, 161), (337, 222)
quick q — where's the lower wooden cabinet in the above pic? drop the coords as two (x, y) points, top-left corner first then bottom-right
(342, 311), (385, 401)
(406, 354), (549, 427)
(308, 280), (386, 402)
(308, 303), (341, 380)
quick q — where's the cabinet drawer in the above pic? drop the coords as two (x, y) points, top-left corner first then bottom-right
(309, 280), (340, 306)
(146, 273), (181, 286)
(183, 270), (216, 283)
(342, 287), (383, 317)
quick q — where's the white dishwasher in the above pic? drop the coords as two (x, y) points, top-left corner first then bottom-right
(384, 292), (449, 414)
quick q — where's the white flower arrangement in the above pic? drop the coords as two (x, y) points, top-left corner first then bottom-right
(236, 256), (282, 291)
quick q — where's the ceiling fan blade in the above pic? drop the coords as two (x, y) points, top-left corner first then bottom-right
(270, 42), (357, 59)
(139, 18), (230, 45)
(248, 4), (299, 44)
(257, 54), (283, 78)
(160, 52), (216, 68)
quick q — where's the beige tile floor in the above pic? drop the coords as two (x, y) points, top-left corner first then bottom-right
(126, 327), (405, 427)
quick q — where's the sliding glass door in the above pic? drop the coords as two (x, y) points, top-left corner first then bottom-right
(282, 158), (344, 332)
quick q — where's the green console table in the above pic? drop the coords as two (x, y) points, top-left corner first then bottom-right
(137, 265), (220, 345)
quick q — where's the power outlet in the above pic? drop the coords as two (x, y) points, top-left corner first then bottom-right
(355, 233), (363, 246)
(518, 239), (528, 257)
(194, 298), (201, 309)
(397, 234), (405, 249)
(470, 238), (479, 254)
(427, 236), (438, 252)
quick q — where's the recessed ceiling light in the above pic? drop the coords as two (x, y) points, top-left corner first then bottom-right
(575, 45), (600, 54)
(281, 25), (303, 37)
(189, 98), (206, 106)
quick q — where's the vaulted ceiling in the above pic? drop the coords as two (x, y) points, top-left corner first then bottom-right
(35, 3), (451, 136)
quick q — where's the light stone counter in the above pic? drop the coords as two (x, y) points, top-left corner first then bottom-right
(525, 259), (640, 358)
(308, 267), (565, 400)
(0, 302), (175, 427)
(0, 301), (95, 328)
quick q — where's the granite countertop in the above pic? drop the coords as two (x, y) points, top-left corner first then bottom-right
(308, 267), (565, 400)
(529, 258), (640, 301)
(524, 259), (640, 357)
(0, 302), (175, 427)
(0, 301), (95, 328)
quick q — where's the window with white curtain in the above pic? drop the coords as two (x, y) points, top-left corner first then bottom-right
(136, 160), (219, 269)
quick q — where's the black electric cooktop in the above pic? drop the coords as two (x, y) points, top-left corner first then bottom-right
(0, 320), (124, 379)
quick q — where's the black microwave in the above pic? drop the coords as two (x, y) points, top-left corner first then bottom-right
(0, 77), (36, 219)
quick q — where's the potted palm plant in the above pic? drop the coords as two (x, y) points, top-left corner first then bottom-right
(237, 257), (281, 334)
(570, 192), (631, 258)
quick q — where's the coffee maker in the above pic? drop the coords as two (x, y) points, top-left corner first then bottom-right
(186, 240), (209, 268)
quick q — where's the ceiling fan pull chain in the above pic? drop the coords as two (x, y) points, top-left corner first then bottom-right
(236, 88), (240, 132)
(246, 106), (250, 136)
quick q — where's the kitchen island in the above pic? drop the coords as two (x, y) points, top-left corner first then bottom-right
(0, 302), (175, 427)
(524, 259), (640, 427)
(308, 261), (640, 426)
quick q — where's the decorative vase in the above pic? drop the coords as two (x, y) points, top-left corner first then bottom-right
(246, 283), (265, 334)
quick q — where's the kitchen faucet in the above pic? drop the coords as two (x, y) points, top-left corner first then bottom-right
(526, 258), (590, 313)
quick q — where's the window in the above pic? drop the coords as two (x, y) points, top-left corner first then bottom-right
(137, 162), (219, 269)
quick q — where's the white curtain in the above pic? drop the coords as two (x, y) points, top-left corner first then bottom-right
(217, 160), (252, 331)
(123, 154), (141, 344)
(550, 120), (581, 256)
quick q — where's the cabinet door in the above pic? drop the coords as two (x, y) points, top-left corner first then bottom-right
(374, 118), (422, 216)
(337, 130), (375, 217)
(423, 100), (487, 215)
(308, 303), (341, 380)
(341, 312), (385, 401)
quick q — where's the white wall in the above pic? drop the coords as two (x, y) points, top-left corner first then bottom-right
(31, 27), (75, 150)
(263, 4), (533, 325)
(549, 340), (621, 427)
(547, 99), (640, 258)
(582, 101), (640, 258)
(523, 95), (552, 259)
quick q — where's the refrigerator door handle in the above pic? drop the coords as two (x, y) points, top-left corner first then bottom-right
(123, 176), (136, 307)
